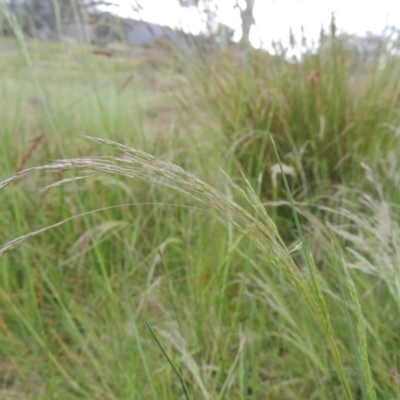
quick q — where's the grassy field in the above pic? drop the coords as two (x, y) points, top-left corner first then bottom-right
(0, 26), (400, 400)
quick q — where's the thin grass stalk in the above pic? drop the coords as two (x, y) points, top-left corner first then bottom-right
(120, 267), (159, 399)
(217, 336), (247, 400)
(50, 0), (63, 41)
(271, 136), (353, 398)
(335, 250), (368, 400)
(145, 320), (191, 400)
(1, 10), (59, 144)
(343, 262), (376, 400)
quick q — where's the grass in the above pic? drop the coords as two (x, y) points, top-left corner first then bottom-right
(0, 13), (400, 399)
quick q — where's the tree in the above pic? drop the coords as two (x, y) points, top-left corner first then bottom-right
(234, 0), (254, 46)
(179, 0), (255, 45)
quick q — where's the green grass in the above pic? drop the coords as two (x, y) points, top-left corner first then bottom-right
(0, 19), (400, 400)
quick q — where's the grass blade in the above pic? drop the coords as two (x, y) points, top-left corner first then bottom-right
(145, 320), (191, 400)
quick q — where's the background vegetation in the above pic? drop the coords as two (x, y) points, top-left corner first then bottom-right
(1, 5), (400, 399)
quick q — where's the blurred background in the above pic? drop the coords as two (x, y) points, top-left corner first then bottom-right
(3, 0), (400, 52)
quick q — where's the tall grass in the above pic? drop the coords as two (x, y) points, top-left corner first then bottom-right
(0, 6), (399, 399)
(176, 26), (400, 202)
(0, 135), (377, 399)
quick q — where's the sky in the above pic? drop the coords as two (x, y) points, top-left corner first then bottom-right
(100, 0), (400, 48)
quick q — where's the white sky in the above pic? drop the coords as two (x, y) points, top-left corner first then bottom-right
(102, 0), (400, 48)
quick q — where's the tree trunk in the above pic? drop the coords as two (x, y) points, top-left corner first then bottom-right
(237, 0), (255, 47)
